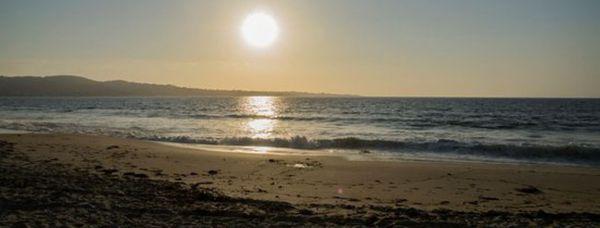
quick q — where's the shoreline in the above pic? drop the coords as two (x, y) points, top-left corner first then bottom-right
(159, 141), (600, 169)
(2, 128), (597, 168)
(2, 133), (600, 225)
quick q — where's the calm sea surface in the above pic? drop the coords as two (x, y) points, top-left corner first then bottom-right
(1, 97), (599, 165)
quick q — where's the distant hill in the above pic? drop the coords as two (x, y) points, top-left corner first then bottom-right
(0, 75), (348, 97)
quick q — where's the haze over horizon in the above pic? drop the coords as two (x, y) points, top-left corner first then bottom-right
(1, 0), (599, 97)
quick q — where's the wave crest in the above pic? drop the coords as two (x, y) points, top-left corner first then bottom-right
(139, 135), (600, 165)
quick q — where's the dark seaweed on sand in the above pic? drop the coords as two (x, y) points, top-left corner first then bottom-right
(1, 140), (599, 227)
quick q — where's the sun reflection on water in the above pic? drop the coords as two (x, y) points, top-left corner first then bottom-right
(247, 119), (274, 138)
(242, 96), (278, 138)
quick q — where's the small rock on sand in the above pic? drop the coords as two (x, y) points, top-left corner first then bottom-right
(479, 196), (500, 201)
(516, 186), (543, 194)
(106, 145), (119, 150)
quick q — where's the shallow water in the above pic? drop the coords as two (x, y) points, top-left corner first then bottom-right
(1, 96), (599, 165)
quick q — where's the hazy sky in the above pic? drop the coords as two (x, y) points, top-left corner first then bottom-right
(1, 0), (599, 97)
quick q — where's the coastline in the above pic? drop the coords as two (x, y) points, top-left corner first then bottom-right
(159, 141), (600, 169)
(2, 133), (600, 225)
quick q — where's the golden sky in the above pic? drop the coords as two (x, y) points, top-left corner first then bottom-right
(1, 0), (599, 97)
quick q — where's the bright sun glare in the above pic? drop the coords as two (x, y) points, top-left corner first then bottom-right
(241, 12), (279, 48)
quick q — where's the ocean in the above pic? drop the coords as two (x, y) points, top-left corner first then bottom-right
(1, 96), (599, 166)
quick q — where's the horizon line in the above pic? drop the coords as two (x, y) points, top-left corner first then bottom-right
(2, 74), (599, 99)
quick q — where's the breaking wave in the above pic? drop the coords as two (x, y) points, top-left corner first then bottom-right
(139, 135), (600, 165)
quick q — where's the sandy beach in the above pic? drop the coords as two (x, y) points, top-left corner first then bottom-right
(1, 133), (600, 226)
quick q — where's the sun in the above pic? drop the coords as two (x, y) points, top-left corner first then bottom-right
(241, 12), (279, 48)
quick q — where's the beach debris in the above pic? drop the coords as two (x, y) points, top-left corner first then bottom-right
(2, 137), (599, 227)
(123, 172), (148, 178)
(515, 186), (543, 194)
(440, 201), (450, 205)
(190, 172), (198, 176)
(106, 145), (119, 150)
(135, 173), (149, 178)
(479, 196), (500, 201)
(101, 168), (118, 175)
(465, 200), (479, 205)
(291, 163), (308, 168)
(207, 170), (219, 175)
(298, 209), (313, 215)
(360, 149), (371, 154)
(287, 160), (322, 169)
(334, 196), (361, 202)
(190, 183), (200, 189)
(267, 158), (284, 164)
(394, 198), (407, 204)
(151, 169), (165, 176)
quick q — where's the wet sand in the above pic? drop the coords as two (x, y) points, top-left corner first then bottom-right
(1, 133), (600, 226)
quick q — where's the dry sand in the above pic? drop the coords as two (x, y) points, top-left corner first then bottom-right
(2, 133), (600, 226)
